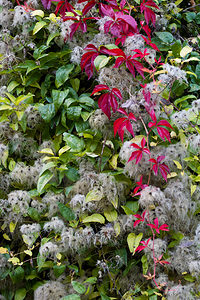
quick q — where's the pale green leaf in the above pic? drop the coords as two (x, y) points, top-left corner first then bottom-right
(82, 214), (105, 224)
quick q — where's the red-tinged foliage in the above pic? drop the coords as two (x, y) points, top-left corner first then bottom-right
(154, 255), (170, 266)
(132, 48), (150, 60)
(147, 218), (169, 234)
(149, 156), (170, 182)
(101, 5), (138, 38)
(128, 137), (150, 164)
(142, 36), (159, 51)
(102, 47), (145, 78)
(135, 237), (151, 252)
(62, 15), (96, 39)
(81, 44), (100, 79)
(131, 175), (148, 197)
(140, 0), (159, 26)
(148, 109), (173, 142)
(133, 210), (146, 227)
(113, 108), (136, 141)
(91, 85), (122, 119)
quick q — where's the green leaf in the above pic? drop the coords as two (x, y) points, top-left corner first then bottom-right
(155, 32), (173, 44)
(61, 295), (81, 300)
(183, 274), (196, 282)
(174, 95), (196, 106)
(79, 94), (95, 106)
(127, 232), (143, 255)
(52, 89), (69, 110)
(84, 277), (97, 284)
(28, 207), (40, 221)
(38, 103), (56, 122)
(53, 265), (66, 278)
(70, 79), (80, 92)
(14, 288), (26, 300)
(72, 281), (86, 294)
(171, 40), (182, 57)
(7, 81), (20, 92)
(33, 21), (47, 34)
(10, 267), (24, 284)
(67, 106), (82, 120)
(104, 209), (118, 222)
(85, 189), (104, 203)
(37, 170), (53, 194)
(141, 255), (148, 275)
(65, 167), (79, 182)
(57, 203), (75, 221)
(94, 55), (110, 71)
(39, 161), (57, 176)
(82, 214), (105, 224)
(100, 294), (111, 300)
(63, 133), (85, 152)
(46, 32), (60, 46)
(55, 64), (74, 88)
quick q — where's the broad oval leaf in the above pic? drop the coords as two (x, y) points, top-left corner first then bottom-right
(37, 170), (53, 194)
(85, 189), (104, 203)
(71, 281), (86, 294)
(82, 214), (105, 224)
(58, 202), (75, 221)
(55, 64), (74, 88)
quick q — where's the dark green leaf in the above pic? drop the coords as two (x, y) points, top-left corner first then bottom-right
(28, 207), (40, 221)
(53, 265), (66, 278)
(67, 106), (82, 120)
(10, 267), (24, 284)
(71, 281), (86, 294)
(52, 89), (69, 110)
(38, 103), (56, 122)
(58, 202), (76, 221)
(55, 64), (74, 88)
(63, 133), (85, 152)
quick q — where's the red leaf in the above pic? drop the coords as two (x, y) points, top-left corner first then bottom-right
(91, 84), (110, 95)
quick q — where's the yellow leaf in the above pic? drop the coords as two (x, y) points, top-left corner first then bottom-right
(33, 21), (47, 35)
(104, 209), (118, 222)
(3, 233), (11, 241)
(186, 71), (197, 78)
(0, 247), (8, 254)
(1, 222), (7, 230)
(173, 160), (182, 169)
(85, 189), (103, 203)
(31, 10), (44, 18)
(58, 145), (70, 156)
(8, 257), (20, 265)
(82, 214), (105, 224)
(114, 222), (120, 237)
(24, 250), (32, 256)
(170, 131), (176, 138)
(9, 222), (16, 233)
(111, 196), (118, 209)
(180, 46), (193, 58)
(150, 142), (157, 147)
(182, 57), (200, 63)
(191, 184), (197, 196)
(181, 171), (185, 176)
(56, 253), (62, 260)
(167, 172), (177, 179)
(109, 154), (118, 169)
(38, 148), (54, 155)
